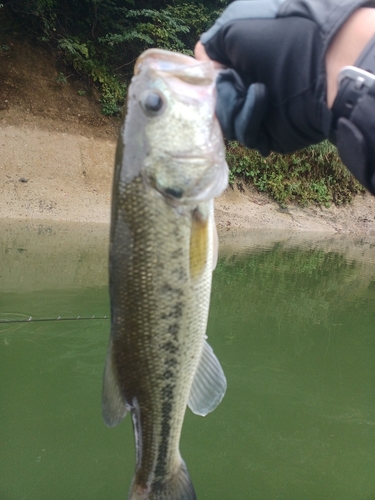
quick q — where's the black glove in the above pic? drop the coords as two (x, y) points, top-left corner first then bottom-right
(214, 69), (269, 156)
(200, 0), (331, 156)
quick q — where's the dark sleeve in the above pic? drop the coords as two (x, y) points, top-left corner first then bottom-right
(278, 0), (375, 52)
(201, 0), (375, 57)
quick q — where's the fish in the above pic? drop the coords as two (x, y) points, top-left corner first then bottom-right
(102, 48), (228, 500)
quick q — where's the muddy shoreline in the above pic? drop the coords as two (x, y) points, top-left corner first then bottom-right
(2, 125), (375, 236)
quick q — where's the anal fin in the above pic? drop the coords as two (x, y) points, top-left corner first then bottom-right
(102, 340), (128, 427)
(188, 340), (227, 417)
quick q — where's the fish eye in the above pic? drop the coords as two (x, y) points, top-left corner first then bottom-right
(140, 91), (165, 116)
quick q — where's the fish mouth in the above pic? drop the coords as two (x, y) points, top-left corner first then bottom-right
(134, 49), (215, 84)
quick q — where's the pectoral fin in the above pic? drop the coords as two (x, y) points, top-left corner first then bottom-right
(188, 340), (227, 416)
(190, 206), (218, 278)
(212, 220), (218, 271)
(102, 341), (128, 427)
(190, 209), (208, 280)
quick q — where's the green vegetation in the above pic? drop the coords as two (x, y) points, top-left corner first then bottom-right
(2, 0), (226, 115)
(227, 140), (365, 207)
(1, 0), (365, 206)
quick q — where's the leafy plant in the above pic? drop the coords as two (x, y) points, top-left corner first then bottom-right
(55, 72), (67, 84)
(226, 141), (365, 207)
(3, 0), (225, 115)
(100, 8), (190, 53)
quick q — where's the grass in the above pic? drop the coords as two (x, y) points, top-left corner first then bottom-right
(226, 141), (365, 207)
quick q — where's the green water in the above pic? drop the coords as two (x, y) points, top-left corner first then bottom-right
(1, 222), (374, 500)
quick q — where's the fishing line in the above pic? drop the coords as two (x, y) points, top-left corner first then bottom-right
(0, 315), (110, 324)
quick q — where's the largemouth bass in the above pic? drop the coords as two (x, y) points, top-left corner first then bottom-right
(102, 48), (228, 500)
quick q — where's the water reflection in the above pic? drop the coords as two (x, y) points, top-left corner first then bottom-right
(0, 222), (374, 500)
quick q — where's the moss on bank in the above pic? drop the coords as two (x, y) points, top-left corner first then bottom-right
(226, 141), (365, 207)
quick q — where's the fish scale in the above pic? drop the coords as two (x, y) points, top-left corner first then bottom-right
(102, 49), (228, 500)
(113, 177), (209, 491)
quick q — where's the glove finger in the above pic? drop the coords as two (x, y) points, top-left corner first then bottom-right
(235, 82), (270, 156)
(215, 68), (270, 155)
(215, 69), (246, 140)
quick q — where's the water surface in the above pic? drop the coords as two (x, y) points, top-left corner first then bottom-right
(1, 222), (374, 499)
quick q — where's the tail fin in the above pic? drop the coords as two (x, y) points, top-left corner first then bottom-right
(129, 460), (196, 500)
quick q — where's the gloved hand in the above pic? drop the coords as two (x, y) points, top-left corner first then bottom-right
(197, 0), (331, 157)
(213, 69), (270, 156)
(196, 0), (375, 195)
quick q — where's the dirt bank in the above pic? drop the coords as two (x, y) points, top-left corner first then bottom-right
(1, 38), (375, 234)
